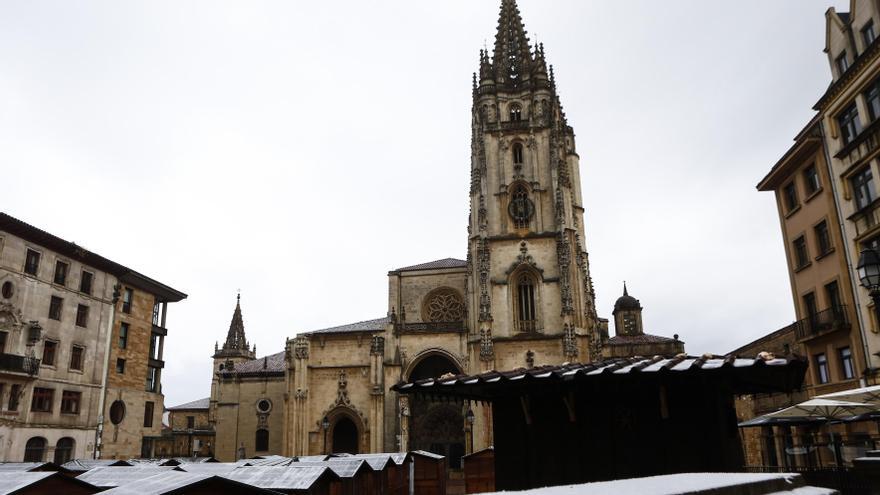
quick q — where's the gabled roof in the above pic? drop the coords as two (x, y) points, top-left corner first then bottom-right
(390, 258), (467, 273)
(0, 471), (100, 495)
(61, 459), (132, 472)
(98, 472), (275, 495)
(608, 334), (680, 345)
(76, 467), (180, 488)
(218, 352), (285, 377)
(166, 398), (210, 410)
(0, 213), (186, 302)
(302, 317), (389, 335)
(222, 466), (336, 490)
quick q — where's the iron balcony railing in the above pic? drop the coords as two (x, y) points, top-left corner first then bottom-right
(794, 305), (851, 341)
(0, 353), (40, 376)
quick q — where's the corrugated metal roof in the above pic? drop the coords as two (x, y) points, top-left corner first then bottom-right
(97, 472), (212, 495)
(392, 258), (467, 273)
(393, 354), (807, 399)
(294, 459), (369, 477)
(0, 462), (57, 472)
(241, 457), (295, 467)
(175, 463), (240, 475)
(77, 467), (179, 488)
(166, 398), (210, 410)
(222, 466), (332, 490)
(302, 317), (389, 335)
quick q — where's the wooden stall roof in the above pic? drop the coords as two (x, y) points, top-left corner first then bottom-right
(0, 471), (100, 495)
(61, 459), (133, 472)
(0, 462), (73, 474)
(392, 354), (807, 401)
(76, 467), (181, 488)
(221, 466), (338, 491)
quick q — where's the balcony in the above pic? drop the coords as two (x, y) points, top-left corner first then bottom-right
(794, 305), (851, 342)
(0, 353), (40, 376)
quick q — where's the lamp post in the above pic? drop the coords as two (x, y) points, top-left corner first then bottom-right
(322, 416), (330, 454)
(856, 248), (880, 383)
(465, 407), (475, 456)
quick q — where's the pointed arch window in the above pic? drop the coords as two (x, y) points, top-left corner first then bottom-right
(517, 273), (537, 332)
(509, 103), (522, 122)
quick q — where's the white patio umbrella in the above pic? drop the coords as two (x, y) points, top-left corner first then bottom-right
(764, 398), (879, 420)
(814, 385), (880, 406)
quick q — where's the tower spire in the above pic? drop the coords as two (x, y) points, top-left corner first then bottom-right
(492, 0), (533, 83)
(223, 293), (249, 352)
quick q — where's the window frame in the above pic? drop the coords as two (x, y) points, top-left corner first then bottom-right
(783, 181), (799, 212)
(815, 353), (830, 384)
(75, 304), (89, 328)
(866, 79), (880, 122)
(42, 340), (57, 367)
(803, 164), (820, 196)
(53, 260), (69, 286)
(793, 236), (809, 269)
(837, 51), (850, 75)
(24, 249), (41, 276)
(851, 166), (876, 210)
(864, 20), (876, 48)
(48, 296), (63, 321)
(30, 388), (54, 413)
(144, 401), (155, 428)
(815, 220), (832, 256)
(119, 322), (129, 349)
(79, 270), (93, 295)
(515, 272), (538, 332)
(838, 103), (863, 145)
(839, 346), (855, 380)
(60, 391), (81, 415)
(69, 345), (85, 371)
(122, 288), (133, 314)
(116, 358), (126, 374)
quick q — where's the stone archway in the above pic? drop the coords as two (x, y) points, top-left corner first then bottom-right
(408, 353), (466, 469)
(332, 416), (359, 454)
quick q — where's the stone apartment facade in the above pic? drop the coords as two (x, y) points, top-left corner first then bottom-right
(0, 213), (185, 462)
(207, 0), (684, 465)
(155, 398), (214, 458)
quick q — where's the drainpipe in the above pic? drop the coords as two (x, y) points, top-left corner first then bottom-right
(818, 120), (874, 384)
(94, 284), (121, 459)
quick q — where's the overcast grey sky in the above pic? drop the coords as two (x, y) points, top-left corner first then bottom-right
(0, 0), (848, 408)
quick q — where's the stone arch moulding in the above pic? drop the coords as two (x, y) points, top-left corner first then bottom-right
(421, 287), (465, 323)
(317, 405), (368, 454)
(404, 348), (465, 382)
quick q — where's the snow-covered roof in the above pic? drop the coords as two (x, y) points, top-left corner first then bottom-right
(166, 398), (210, 410)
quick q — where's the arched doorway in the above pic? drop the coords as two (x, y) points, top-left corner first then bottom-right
(332, 416), (359, 454)
(408, 353), (466, 468)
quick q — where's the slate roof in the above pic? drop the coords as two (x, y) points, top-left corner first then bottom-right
(608, 334), (679, 345)
(218, 352), (285, 376)
(166, 398), (210, 410)
(393, 354), (808, 400)
(391, 258), (467, 273)
(303, 317), (389, 335)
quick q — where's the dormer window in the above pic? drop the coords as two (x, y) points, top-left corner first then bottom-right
(837, 51), (849, 75)
(509, 103), (522, 122)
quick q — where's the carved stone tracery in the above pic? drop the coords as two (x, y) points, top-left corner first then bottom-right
(422, 288), (465, 323)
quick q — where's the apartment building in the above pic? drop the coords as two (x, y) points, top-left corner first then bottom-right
(0, 213), (185, 462)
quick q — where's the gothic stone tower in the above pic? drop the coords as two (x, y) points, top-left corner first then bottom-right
(468, 0), (601, 372)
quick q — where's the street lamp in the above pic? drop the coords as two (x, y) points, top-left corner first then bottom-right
(858, 248), (880, 320)
(321, 416), (330, 454)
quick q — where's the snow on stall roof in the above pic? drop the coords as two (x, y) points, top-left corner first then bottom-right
(175, 463), (240, 475)
(97, 471), (214, 495)
(241, 457), (295, 467)
(0, 462), (56, 472)
(410, 450), (445, 460)
(478, 473), (831, 495)
(76, 466), (180, 487)
(0, 471), (54, 494)
(295, 459), (367, 477)
(222, 466), (330, 490)
(62, 459), (132, 471)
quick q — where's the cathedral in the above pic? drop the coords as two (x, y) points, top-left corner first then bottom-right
(207, 0), (683, 464)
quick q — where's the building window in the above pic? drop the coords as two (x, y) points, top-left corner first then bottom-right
(75, 304), (89, 328)
(1, 281), (12, 299)
(838, 103), (862, 145)
(509, 185), (534, 229)
(42, 341), (57, 367)
(23, 437), (47, 462)
(48, 296), (63, 321)
(24, 249), (40, 276)
(119, 322), (129, 349)
(187, 416), (195, 429)
(839, 347), (855, 380)
(837, 51), (849, 75)
(803, 292), (818, 320)
(109, 400), (126, 424)
(144, 401), (155, 427)
(255, 429), (269, 452)
(122, 288), (133, 314)
(512, 142), (524, 165)
(79, 271), (93, 295)
(864, 21), (876, 47)
(69, 345), (84, 371)
(783, 182), (798, 212)
(146, 366), (159, 392)
(509, 103), (522, 122)
(516, 273), (537, 332)
(0, 331), (6, 354)
(793, 236), (809, 269)
(815, 221), (832, 255)
(8, 384), (21, 411)
(53, 261), (68, 285)
(60, 391), (81, 414)
(851, 167), (876, 210)
(116, 358), (126, 374)
(152, 301), (162, 326)
(866, 80), (880, 122)
(825, 281), (842, 312)
(31, 388), (54, 412)
(815, 353), (829, 384)
(54, 438), (74, 465)
(803, 165), (820, 195)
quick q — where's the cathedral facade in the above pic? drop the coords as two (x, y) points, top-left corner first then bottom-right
(208, 0), (678, 464)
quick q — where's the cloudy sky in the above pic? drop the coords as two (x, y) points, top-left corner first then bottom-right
(0, 0), (848, 407)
